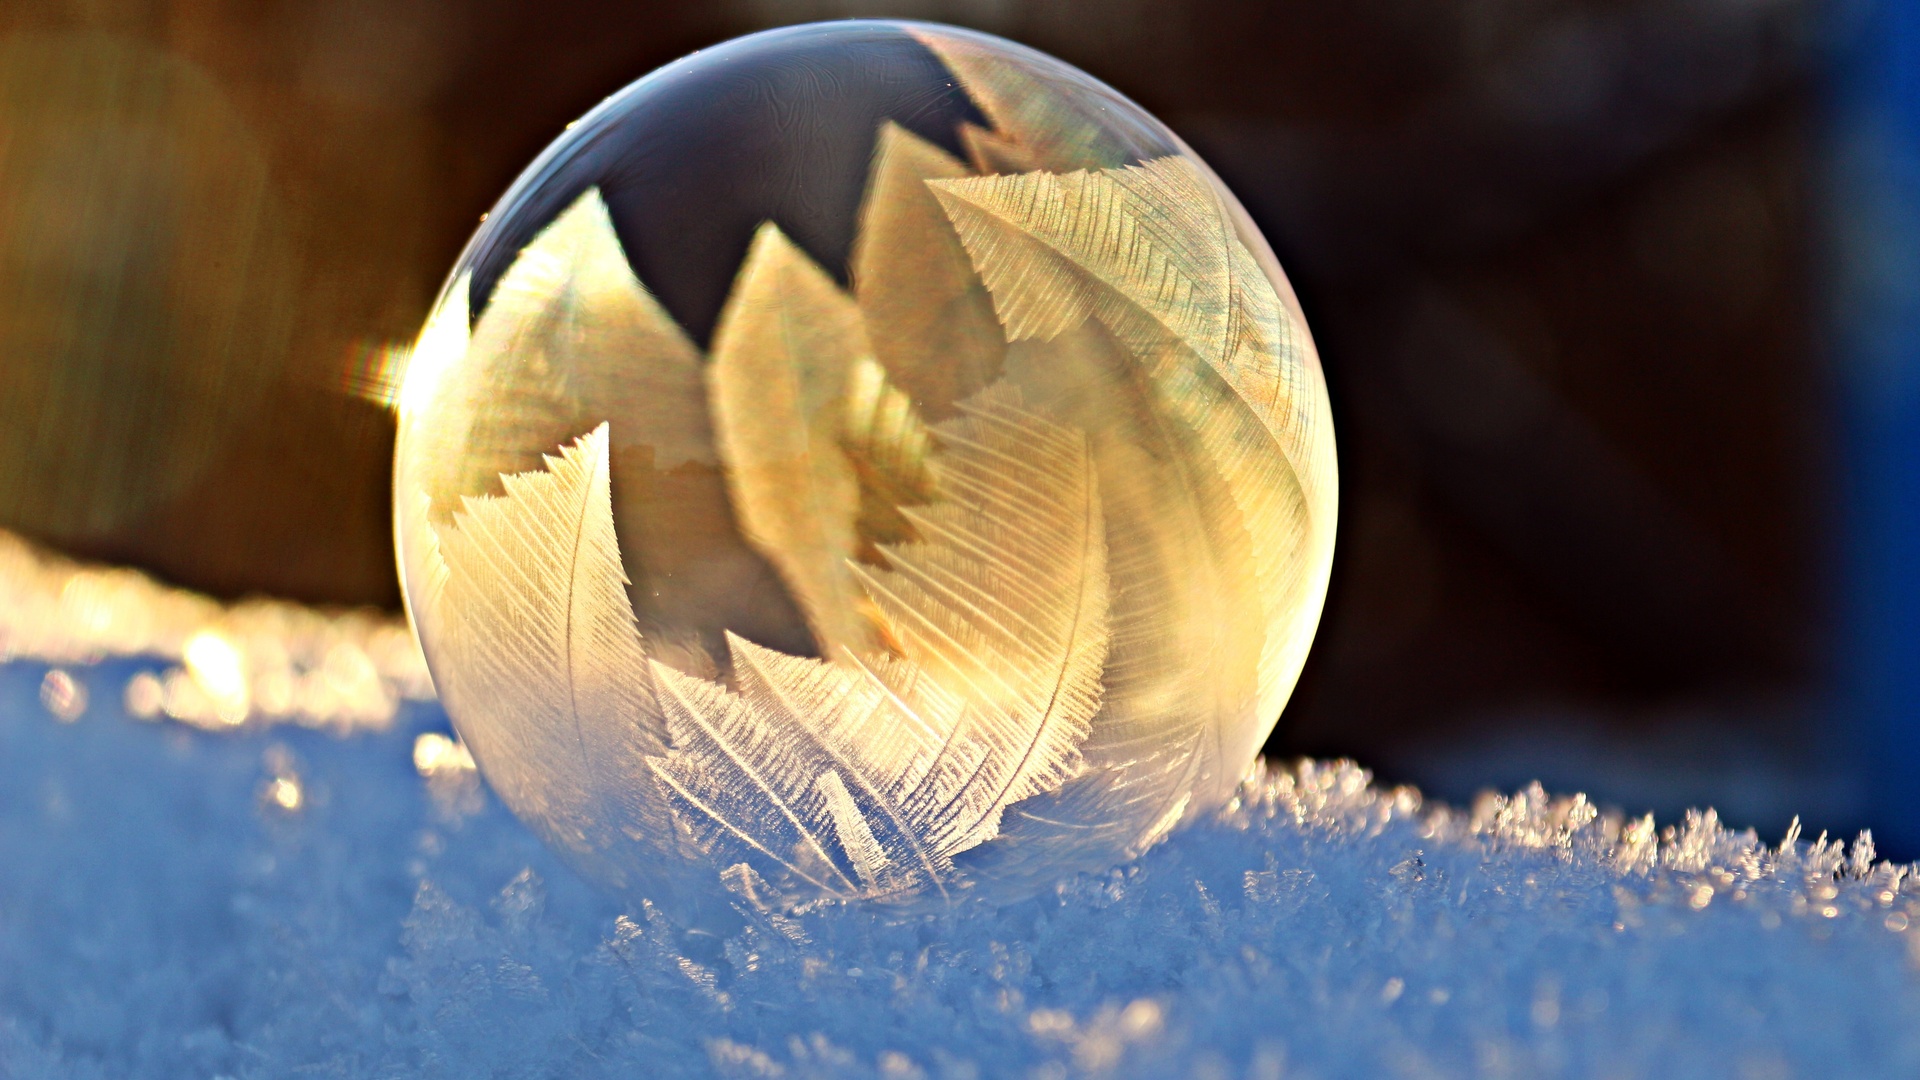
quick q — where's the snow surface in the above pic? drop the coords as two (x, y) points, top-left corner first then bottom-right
(3, 659), (1918, 1079)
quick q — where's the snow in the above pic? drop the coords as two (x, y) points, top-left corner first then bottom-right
(3, 658), (1918, 1079)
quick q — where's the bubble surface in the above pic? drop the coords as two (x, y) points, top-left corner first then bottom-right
(394, 21), (1336, 911)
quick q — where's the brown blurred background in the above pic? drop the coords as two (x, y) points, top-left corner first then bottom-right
(0, 0), (1853, 835)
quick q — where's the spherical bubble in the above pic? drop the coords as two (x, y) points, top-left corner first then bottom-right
(394, 21), (1337, 914)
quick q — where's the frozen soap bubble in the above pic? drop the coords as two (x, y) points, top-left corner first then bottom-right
(394, 20), (1337, 913)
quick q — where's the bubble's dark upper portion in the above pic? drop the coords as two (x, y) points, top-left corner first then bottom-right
(464, 22), (988, 348)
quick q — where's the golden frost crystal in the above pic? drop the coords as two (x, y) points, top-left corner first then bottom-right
(394, 21), (1337, 911)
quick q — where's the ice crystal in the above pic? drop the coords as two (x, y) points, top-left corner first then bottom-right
(3, 662), (1916, 1079)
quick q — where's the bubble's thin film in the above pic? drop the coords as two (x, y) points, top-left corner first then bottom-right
(393, 21), (1337, 912)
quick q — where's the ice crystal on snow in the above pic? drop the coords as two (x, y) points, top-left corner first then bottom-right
(3, 664), (1918, 1079)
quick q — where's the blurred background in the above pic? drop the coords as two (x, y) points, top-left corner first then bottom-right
(0, 0), (1913, 851)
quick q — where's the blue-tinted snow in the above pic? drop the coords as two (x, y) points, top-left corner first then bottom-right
(2, 659), (1917, 1079)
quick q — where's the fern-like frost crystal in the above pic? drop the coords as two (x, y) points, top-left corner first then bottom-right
(393, 21), (1336, 912)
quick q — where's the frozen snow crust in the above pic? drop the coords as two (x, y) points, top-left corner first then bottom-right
(3, 659), (1918, 1079)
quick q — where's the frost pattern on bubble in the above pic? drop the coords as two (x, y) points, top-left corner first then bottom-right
(650, 384), (1108, 901)
(393, 23), (1339, 910)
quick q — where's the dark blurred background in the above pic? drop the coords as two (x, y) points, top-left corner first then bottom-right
(2, 0), (1914, 851)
